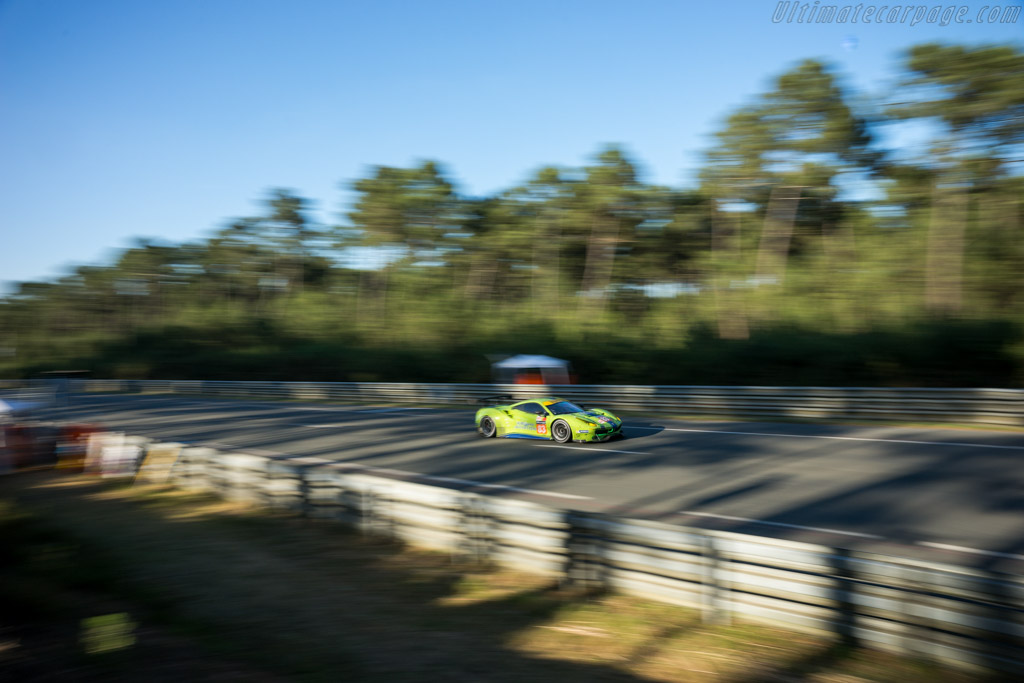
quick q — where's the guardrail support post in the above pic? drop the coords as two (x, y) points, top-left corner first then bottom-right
(358, 488), (394, 538)
(459, 495), (494, 565)
(565, 513), (607, 591)
(831, 547), (858, 646)
(701, 533), (729, 625)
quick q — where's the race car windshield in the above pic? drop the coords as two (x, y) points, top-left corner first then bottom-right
(546, 401), (584, 415)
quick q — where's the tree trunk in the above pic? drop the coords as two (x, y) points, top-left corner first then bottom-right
(1005, 190), (1022, 309)
(821, 221), (860, 332)
(578, 216), (618, 313)
(754, 186), (802, 286)
(925, 181), (967, 315)
(463, 253), (496, 302)
(711, 202), (749, 340)
(356, 269), (387, 326)
(547, 214), (562, 318)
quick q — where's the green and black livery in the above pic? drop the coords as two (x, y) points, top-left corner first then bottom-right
(475, 396), (623, 443)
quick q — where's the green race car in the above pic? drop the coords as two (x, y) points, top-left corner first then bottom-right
(475, 396), (623, 443)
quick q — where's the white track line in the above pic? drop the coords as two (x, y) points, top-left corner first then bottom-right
(204, 444), (285, 457)
(535, 444), (648, 455)
(326, 466), (591, 500)
(678, 511), (885, 540)
(628, 426), (1024, 451)
(201, 445), (590, 501)
(402, 475), (591, 500)
(916, 542), (1024, 561)
(290, 423), (348, 428)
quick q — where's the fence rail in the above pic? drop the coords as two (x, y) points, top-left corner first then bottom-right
(152, 440), (1022, 675)
(46, 379), (1024, 426)
(8, 414), (1022, 675)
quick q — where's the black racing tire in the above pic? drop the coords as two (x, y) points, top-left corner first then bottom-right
(551, 420), (572, 443)
(479, 416), (497, 438)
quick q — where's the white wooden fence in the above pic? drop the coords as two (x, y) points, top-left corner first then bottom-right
(152, 440), (1023, 676)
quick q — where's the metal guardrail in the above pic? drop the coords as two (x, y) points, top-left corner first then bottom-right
(152, 441), (1022, 675)
(10, 378), (1023, 671)
(54, 379), (1024, 426)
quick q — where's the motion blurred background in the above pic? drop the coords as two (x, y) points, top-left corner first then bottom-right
(2, 0), (1023, 386)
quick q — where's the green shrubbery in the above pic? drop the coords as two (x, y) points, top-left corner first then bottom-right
(4, 43), (1024, 387)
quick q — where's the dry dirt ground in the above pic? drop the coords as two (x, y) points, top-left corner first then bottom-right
(0, 471), (1001, 682)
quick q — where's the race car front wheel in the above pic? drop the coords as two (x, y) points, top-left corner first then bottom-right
(479, 416), (497, 438)
(551, 420), (571, 443)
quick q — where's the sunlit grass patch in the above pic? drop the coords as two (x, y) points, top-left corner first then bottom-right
(435, 571), (552, 607)
(0, 472), (984, 683)
(80, 612), (136, 655)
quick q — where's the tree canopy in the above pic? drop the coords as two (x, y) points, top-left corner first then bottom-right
(4, 43), (1024, 386)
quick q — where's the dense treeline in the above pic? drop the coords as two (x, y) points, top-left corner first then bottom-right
(4, 43), (1024, 386)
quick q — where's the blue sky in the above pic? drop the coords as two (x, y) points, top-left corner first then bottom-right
(1, 0), (1021, 289)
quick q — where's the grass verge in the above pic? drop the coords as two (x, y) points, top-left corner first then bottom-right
(0, 471), (994, 682)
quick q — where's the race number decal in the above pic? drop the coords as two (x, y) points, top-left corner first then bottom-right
(536, 417), (547, 435)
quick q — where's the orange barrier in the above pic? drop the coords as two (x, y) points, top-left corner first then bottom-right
(56, 424), (100, 472)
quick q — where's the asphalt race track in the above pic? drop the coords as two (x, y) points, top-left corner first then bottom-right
(35, 394), (1024, 573)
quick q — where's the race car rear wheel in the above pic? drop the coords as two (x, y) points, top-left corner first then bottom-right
(479, 416), (497, 438)
(551, 420), (571, 443)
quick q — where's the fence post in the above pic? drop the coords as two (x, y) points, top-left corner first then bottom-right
(702, 532), (730, 625)
(358, 486), (394, 538)
(458, 494), (494, 564)
(831, 547), (858, 646)
(565, 512), (607, 591)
